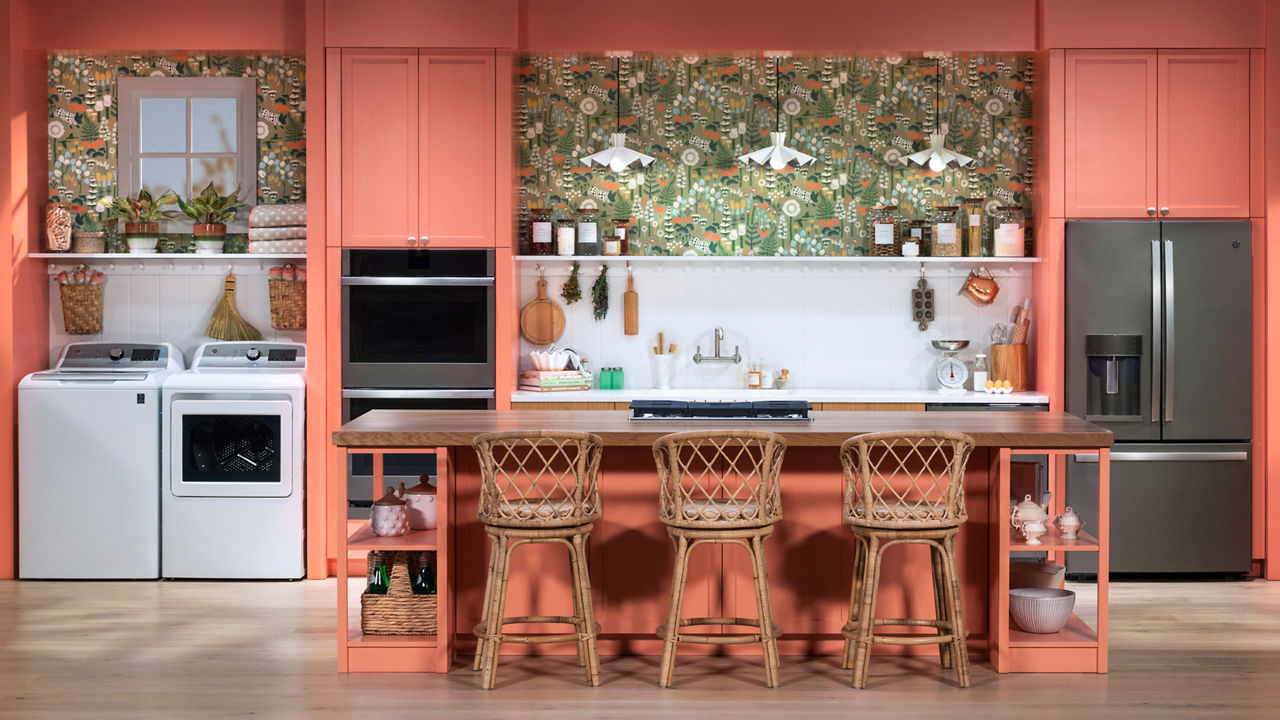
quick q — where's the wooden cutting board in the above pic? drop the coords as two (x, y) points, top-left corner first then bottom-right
(623, 275), (638, 335)
(520, 278), (565, 344)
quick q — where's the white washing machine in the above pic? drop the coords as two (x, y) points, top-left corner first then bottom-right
(19, 343), (184, 579)
(162, 341), (306, 579)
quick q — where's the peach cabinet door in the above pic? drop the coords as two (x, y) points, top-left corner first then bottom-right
(1157, 51), (1250, 218)
(419, 52), (496, 248)
(1065, 51), (1157, 218)
(340, 49), (419, 248)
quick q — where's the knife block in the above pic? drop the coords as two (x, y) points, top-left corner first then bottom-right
(991, 344), (1028, 391)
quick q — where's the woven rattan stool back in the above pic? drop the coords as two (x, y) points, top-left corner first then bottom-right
(839, 430), (975, 530)
(653, 430), (786, 530)
(473, 430), (602, 529)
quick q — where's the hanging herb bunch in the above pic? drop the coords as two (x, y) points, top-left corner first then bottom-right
(561, 261), (582, 304)
(591, 265), (609, 321)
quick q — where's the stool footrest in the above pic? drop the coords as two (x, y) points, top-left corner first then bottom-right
(474, 617), (603, 646)
(656, 616), (784, 646)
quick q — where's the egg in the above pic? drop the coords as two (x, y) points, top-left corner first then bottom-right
(984, 380), (995, 389)
(1002, 380), (1013, 389)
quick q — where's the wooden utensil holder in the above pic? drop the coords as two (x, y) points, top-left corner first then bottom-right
(991, 344), (1028, 391)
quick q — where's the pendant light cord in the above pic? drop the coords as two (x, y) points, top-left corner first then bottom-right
(934, 58), (941, 134)
(774, 56), (781, 133)
(615, 56), (622, 131)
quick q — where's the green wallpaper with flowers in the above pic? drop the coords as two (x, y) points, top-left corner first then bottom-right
(47, 53), (305, 229)
(520, 55), (1032, 256)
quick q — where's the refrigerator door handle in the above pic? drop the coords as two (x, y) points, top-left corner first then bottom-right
(1151, 239), (1162, 423)
(1163, 238), (1175, 423)
(1073, 451), (1248, 463)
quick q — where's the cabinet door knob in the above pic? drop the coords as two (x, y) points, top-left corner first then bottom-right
(1160, 207), (1170, 216)
(407, 236), (417, 246)
(1147, 207), (1156, 217)
(419, 235), (429, 246)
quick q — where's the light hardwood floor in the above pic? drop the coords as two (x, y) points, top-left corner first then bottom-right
(3, 579), (1280, 718)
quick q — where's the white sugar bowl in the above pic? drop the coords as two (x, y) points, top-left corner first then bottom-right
(1056, 507), (1085, 539)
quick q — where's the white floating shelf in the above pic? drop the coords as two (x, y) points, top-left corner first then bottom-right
(31, 253), (307, 260)
(513, 255), (1039, 264)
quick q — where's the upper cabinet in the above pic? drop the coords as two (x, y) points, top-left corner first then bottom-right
(339, 49), (496, 248)
(1065, 50), (1250, 219)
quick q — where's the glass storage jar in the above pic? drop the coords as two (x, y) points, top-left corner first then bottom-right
(963, 197), (985, 257)
(609, 218), (629, 256)
(575, 208), (599, 255)
(555, 218), (576, 256)
(528, 208), (553, 256)
(869, 205), (901, 256)
(930, 205), (961, 257)
(905, 218), (928, 257)
(993, 205), (1026, 257)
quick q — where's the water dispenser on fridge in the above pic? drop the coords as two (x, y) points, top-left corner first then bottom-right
(1084, 334), (1141, 422)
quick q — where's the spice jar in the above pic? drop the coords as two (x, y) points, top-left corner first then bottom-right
(905, 218), (929, 257)
(575, 208), (599, 256)
(528, 208), (553, 256)
(993, 205), (1026, 257)
(930, 205), (961, 257)
(555, 217), (576, 256)
(963, 197), (985, 257)
(869, 205), (901, 257)
(609, 218), (630, 256)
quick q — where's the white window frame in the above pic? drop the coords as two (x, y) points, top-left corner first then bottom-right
(117, 77), (257, 232)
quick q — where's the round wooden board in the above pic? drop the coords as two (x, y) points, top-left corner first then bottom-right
(519, 279), (565, 344)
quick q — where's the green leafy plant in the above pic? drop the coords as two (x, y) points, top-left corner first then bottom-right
(100, 188), (179, 224)
(561, 261), (582, 304)
(177, 183), (247, 225)
(590, 265), (608, 320)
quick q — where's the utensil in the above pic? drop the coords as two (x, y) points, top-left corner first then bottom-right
(623, 264), (639, 335)
(519, 271), (565, 345)
(960, 266), (1000, 305)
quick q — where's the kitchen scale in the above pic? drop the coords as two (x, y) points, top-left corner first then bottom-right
(931, 340), (970, 394)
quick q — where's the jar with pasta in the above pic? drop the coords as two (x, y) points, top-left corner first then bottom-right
(929, 205), (961, 257)
(963, 197), (985, 257)
(869, 205), (901, 257)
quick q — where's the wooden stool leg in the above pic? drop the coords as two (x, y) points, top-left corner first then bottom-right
(474, 530), (501, 671)
(749, 535), (781, 688)
(941, 533), (971, 688)
(477, 531), (509, 680)
(930, 541), (953, 670)
(851, 534), (883, 689)
(571, 532), (602, 687)
(567, 537), (587, 670)
(842, 532), (866, 670)
(658, 534), (691, 688)
(480, 534), (516, 690)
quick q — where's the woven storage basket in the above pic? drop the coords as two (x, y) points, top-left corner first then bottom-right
(268, 279), (306, 330)
(60, 284), (103, 334)
(361, 551), (438, 635)
(70, 231), (106, 254)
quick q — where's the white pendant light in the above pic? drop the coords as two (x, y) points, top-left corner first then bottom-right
(904, 57), (973, 171)
(581, 56), (656, 171)
(739, 56), (816, 169)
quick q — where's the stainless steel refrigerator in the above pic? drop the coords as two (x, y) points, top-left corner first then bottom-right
(1065, 221), (1252, 576)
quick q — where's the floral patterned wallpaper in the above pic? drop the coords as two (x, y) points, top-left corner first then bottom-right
(47, 53), (305, 231)
(520, 55), (1032, 256)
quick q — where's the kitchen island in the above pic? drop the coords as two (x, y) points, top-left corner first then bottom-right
(332, 410), (1111, 674)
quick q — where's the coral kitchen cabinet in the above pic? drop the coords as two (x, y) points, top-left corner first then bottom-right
(1065, 50), (1249, 219)
(339, 49), (496, 248)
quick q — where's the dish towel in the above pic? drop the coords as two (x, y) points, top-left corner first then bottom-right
(250, 239), (307, 254)
(249, 203), (307, 228)
(249, 226), (307, 241)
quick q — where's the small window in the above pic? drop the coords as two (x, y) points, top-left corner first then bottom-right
(117, 77), (257, 231)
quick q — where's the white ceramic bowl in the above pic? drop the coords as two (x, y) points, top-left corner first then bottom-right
(1009, 561), (1066, 589)
(1009, 588), (1075, 634)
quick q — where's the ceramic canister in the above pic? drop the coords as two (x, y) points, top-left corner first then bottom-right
(370, 486), (408, 537)
(403, 475), (438, 531)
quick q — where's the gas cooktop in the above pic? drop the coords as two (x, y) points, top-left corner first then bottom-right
(628, 400), (812, 421)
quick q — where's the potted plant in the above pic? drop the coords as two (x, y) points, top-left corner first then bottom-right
(177, 183), (247, 255)
(100, 189), (178, 254)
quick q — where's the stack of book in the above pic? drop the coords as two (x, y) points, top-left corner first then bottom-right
(518, 370), (591, 392)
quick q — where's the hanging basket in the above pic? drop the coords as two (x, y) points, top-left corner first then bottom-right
(360, 551), (438, 636)
(268, 273), (306, 330)
(60, 284), (103, 335)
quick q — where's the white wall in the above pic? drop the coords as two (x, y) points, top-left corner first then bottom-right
(518, 260), (1034, 391)
(46, 257), (305, 368)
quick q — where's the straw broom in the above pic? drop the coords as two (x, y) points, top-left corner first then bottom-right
(205, 274), (262, 341)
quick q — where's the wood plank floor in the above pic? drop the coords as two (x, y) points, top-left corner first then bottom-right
(3, 579), (1280, 718)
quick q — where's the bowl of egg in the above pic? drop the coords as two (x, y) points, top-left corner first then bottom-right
(982, 379), (1015, 394)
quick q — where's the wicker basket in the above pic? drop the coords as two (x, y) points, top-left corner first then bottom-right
(268, 279), (306, 330)
(60, 283), (103, 334)
(360, 551), (438, 635)
(71, 231), (106, 254)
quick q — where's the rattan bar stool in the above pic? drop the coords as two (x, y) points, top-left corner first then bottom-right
(471, 430), (603, 690)
(838, 430), (975, 688)
(651, 430), (786, 688)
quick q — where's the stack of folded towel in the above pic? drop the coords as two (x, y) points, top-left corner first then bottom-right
(248, 204), (307, 254)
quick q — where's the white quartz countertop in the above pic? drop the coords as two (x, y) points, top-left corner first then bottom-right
(511, 388), (1050, 405)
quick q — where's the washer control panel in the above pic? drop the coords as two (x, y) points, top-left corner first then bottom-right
(194, 342), (306, 370)
(58, 343), (171, 369)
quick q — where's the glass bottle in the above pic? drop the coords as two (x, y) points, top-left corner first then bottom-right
(973, 353), (989, 391)
(993, 205), (1026, 257)
(930, 205), (961, 257)
(555, 217), (576, 256)
(610, 218), (630, 256)
(869, 205), (901, 257)
(575, 208), (599, 256)
(963, 197), (985, 257)
(747, 360), (762, 389)
(528, 208), (553, 256)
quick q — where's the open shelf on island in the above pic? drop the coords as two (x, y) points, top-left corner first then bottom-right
(1008, 613), (1098, 648)
(347, 524), (438, 551)
(1009, 529), (1099, 552)
(348, 622), (439, 648)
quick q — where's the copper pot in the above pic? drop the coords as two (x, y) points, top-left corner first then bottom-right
(960, 266), (1000, 305)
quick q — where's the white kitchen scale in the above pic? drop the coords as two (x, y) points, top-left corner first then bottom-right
(931, 340), (970, 394)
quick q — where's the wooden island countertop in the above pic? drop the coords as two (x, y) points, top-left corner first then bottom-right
(332, 409), (1113, 449)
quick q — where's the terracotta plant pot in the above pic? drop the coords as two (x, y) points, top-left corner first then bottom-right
(123, 222), (160, 254)
(193, 223), (227, 255)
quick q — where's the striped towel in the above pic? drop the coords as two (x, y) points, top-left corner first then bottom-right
(249, 226), (307, 241)
(249, 203), (307, 228)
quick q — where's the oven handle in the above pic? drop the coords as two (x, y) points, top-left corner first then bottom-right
(342, 388), (496, 400)
(1073, 451), (1248, 463)
(341, 276), (494, 287)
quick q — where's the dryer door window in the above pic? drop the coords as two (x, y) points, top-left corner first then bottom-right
(170, 399), (293, 498)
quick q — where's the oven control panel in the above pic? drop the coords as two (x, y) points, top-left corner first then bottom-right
(194, 342), (306, 370)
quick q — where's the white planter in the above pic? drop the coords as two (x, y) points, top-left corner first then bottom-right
(126, 236), (159, 254)
(194, 239), (225, 255)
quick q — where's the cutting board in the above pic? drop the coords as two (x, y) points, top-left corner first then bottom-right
(623, 275), (638, 335)
(520, 278), (565, 344)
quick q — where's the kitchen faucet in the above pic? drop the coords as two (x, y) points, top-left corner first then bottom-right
(692, 326), (742, 364)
